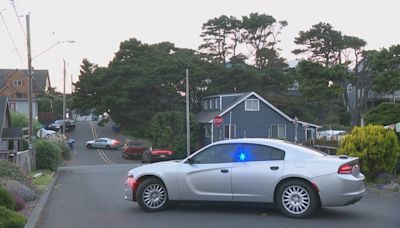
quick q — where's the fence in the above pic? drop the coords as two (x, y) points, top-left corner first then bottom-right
(0, 149), (35, 174)
(313, 145), (338, 155)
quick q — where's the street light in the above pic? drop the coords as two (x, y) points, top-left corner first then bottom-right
(32, 40), (75, 60)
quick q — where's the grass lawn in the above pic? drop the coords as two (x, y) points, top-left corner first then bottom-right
(31, 170), (54, 188)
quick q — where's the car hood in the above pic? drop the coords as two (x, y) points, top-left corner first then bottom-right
(86, 140), (95, 143)
(129, 160), (181, 176)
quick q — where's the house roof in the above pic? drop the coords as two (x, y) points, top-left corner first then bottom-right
(197, 91), (321, 128)
(0, 69), (50, 93)
(1, 128), (22, 139)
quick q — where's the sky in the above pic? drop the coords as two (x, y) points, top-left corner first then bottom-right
(0, 0), (399, 92)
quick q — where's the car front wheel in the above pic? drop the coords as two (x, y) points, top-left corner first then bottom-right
(276, 180), (318, 218)
(136, 178), (168, 212)
(86, 144), (92, 149)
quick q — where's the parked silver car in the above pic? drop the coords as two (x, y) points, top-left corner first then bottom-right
(86, 137), (121, 149)
(125, 138), (366, 218)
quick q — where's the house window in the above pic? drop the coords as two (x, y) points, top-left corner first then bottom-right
(223, 124), (236, 139)
(209, 99), (214, 109)
(215, 98), (219, 109)
(204, 124), (211, 138)
(204, 100), (208, 110)
(271, 124), (286, 139)
(288, 80), (299, 90)
(245, 99), (259, 111)
(13, 80), (22, 86)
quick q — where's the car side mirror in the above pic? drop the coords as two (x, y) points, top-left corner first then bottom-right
(187, 157), (195, 164)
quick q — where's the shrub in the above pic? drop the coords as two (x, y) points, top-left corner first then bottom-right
(364, 102), (400, 125)
(0, 186), (15, 210)
(56, 141), (71, 160)
(35, 139), (62, 171)
(337, 125), (400, 180)
(0, 206), (26, 228)
(10, 194), (25, 211)
(145, 111), (199, 159)
(0, 161), (32, 188)
(0, 180), (36, 202)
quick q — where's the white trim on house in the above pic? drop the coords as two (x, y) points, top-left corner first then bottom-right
(219, 96), (222, 110)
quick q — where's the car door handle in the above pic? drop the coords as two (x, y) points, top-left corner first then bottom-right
(270, 166), (279, 171)
(220, 169), (229, 173)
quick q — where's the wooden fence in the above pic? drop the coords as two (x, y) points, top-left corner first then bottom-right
(0, 149), (35, 174)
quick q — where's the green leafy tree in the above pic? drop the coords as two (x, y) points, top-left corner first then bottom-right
(0, 205), (26, 228)
(364, 103), (400, 125)
(241, 13), (287, 68)
(146, 111), (199, 158)
(10, 111), (41, 133)
(337, 125), (400, 180)
(35, 140), (62, 171)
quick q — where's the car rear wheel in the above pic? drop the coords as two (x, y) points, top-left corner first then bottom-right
(136, 178), (168, 212)
(276, 180), (318, 218)
(86, 144), (92, 149)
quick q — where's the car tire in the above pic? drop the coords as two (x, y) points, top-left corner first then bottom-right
(106, 145), (111, 150)
(136, 178), (168, 212)
(276, 180), (318, 218)
(86, 144), (92, 149)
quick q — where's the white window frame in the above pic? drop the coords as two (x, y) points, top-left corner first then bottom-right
(13, 80), (22, 86)
(209, 99), (214, 109)
(271, 124), (286, 139)
(223, 124), (236, 139)
(215, 98), (219, 109)
(305, 128), (314, 141)
(245, 99), (259, 111)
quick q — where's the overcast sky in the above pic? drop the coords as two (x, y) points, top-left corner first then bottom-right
(1, 0), (399, 92)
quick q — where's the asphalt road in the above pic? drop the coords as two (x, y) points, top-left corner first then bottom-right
(38, 121), (400, 228)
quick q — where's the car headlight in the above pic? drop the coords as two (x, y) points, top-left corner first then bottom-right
(127, 172), (134, 178)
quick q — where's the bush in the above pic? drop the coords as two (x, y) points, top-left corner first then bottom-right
(35, 139), (62, 171)
(0, 206), (26, 228)
(0, 161), (32, 188)
(10, 194), (25, 211)
(0, 187), (15, 210)
(364, 102), (400, 125)
(145, 111), (199, 159)
(0, 180), (36, 202)
(337, 125), (400, 180)
(56, 141), (71, 160)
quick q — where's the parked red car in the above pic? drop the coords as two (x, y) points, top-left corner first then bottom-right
(122, 140), (147, 159)
(141, 148), (174, 163)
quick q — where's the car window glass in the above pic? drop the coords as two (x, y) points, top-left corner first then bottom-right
(269, 147), (285, 160)
(232, 144), (269, 162)
(192, 144), (236, 164)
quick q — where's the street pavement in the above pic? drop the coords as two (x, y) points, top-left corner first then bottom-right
(37, 121), (400, 228)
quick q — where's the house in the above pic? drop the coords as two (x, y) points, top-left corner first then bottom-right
(196, 91), (320, 146)
(0, 69), (51, 119)
(0, 96), (23, 160)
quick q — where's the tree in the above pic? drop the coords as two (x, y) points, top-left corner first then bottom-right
(241, 13), (287, 68)
(293, 22), (344, 67)
(337, 125), (400, 180)
(371, 45), (400, 100)
(364, 103), (400, 125)
(145, 111), (199, 158)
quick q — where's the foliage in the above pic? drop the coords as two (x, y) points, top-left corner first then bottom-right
(0, 161), (32, 188)
(337, 125), (400, 180)
(0, 187), (15, 210)
(10, 194), (25, 211)
(31, 170), (54, 187)
(0, 206), (26, 228)
(56, 141), (71, 160)
(146, 111), (199, 159)
(10, 111), (41, 136)
(370, 45), (400, 96)
(35, 139), (62, 171)
(364, 103), (400, 125)
(0, 180), (36, 203)
(36, 87), (64, 119)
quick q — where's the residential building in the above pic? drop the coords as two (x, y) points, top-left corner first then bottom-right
(196, 91), (320, 146)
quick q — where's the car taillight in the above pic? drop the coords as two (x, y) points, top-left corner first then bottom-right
(338, 160), (359, 174)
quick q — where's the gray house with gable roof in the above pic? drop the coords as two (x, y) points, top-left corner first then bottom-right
(196, 91), (320, 146)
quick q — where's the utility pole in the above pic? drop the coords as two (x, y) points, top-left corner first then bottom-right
(26, 14), (33, 146)
(186, 69), (190, 156)
(63, 60), (66, 136)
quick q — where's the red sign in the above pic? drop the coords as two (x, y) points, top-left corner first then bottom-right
(213, 115), (223, 127)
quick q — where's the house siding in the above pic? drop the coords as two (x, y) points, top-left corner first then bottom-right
(221, 95), (242, 109)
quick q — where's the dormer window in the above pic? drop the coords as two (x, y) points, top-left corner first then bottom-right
(204, 100), (208, 110)
(215, 98), (219, 109)
(209, 99), (214, 109)
(245, 99), (259, 111)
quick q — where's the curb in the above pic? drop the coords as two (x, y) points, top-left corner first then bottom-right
(367, 187), (400, 197)
(24, 171), (60, 228)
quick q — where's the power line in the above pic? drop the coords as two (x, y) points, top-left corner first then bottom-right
(0, 9), (25, 66)
(9, 0), (27, 38)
